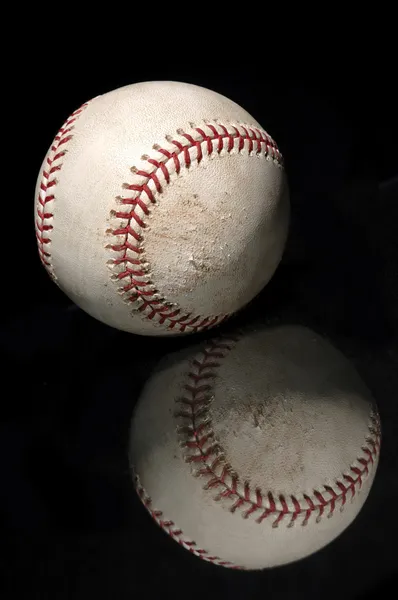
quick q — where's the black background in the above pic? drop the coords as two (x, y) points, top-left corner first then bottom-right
(2, 53), (398, 600)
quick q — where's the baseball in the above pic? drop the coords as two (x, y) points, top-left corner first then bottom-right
(34, 81), (289, 336)
(129, 324), (381, 569)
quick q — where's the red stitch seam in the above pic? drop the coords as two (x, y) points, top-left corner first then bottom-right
(35, 103), (88, 278)
(134, 334), (381, 569)
(108, 123), (283, 333)
(175, 336), (381, 528)
(135, 474), (243, 570)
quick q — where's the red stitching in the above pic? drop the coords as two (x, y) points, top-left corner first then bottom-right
(35, 103), (88, 278)
(174, 336), (381, 528)
(108, 123), (283, 333)
(135, 474), (243, 569)
(36, 105), (282, 333)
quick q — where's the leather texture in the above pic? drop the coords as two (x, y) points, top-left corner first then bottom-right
(34, 81), (289, 336)
(129, 324), (381, 569)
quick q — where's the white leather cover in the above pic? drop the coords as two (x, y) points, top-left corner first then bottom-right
(35, 81), (289, 335)
(129, 324), (381, 569)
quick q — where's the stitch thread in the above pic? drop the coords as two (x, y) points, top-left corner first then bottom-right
(135, 474), (243, 569)
(134, 335), (381, 568)
(175, 337), (381, 527)
(35, 103), (89, 279)
(108, 123), (283, 333)
(36, 108), (283, 333)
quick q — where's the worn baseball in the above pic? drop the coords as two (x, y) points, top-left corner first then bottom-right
(129, 324), (381, 569)
(34, 81), (289, 336)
